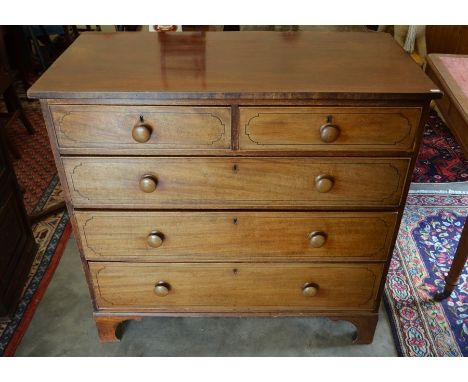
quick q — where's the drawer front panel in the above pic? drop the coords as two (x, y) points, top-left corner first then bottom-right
(63, 157), (410, 208)
(50, 105), (231, 151)
(90, 262), (383, 311)
(76, 211), (398, 261)
(239, 107), (421, 151)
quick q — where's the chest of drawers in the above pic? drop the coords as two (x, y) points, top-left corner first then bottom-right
(29, 31), (440, 344)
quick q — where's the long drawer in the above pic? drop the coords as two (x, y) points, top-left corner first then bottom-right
(50, 105), (232, 152)
(75, 211), (398, 262)
(239, 107), (421, 152)
(90, 262), (384, 312)
(63, 157), (410, 209)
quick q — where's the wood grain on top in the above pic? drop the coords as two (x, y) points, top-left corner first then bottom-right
(28, 31), (441, 100)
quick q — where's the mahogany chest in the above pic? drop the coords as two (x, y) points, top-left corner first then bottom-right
(28, 31), (440, 343)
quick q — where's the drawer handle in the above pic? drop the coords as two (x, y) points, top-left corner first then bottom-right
(320, 123), (340, 143)
(315, 175), (334, 193)
(139, 175), (158, 193)
(303, 282), (319, 297)
(132, 121), (153, 143)
(308, 231), (327, 248)
(147, 231), (164, 248)
(154, 281), (171, 297)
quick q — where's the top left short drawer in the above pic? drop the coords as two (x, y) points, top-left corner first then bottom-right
(49, 105), (232, 154)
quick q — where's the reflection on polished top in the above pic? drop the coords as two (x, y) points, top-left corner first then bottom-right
(28, 31), (439, 100)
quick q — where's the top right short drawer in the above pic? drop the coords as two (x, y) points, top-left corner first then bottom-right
(239, 107), (421, 152)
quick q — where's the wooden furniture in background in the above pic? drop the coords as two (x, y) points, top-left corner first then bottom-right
(427, 54), (468, 153)
(1, 28), (35, 158)
(0, 115), (37, 320)
(426, 26), (468, 55)
(426, 54), (468, 300)
(28, 31), (439, 344)
(0, 72), (35, 159)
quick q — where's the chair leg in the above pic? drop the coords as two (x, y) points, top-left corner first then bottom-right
(434, 221), (468, 301)
(18, 109), (35, 135)
(25, 26), (47, 71)
(4, 83), (35, 134)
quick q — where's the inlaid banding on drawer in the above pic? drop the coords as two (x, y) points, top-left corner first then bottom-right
(240, 107), (421, 151)
(63, 157), (410, 209)
(75, 211), (398, 261)
(90, 262), (384, 312)
(50, 105), (231, 151)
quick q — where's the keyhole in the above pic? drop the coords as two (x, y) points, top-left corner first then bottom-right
(327, 115), (333, 123)
(233, 217), (238, 225)
(233, 268), (238, 275)
(232, 164), (238, 172)
(140, 115), (144, 123)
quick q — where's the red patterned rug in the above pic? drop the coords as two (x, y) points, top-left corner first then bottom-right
(412, 110), (468, 183)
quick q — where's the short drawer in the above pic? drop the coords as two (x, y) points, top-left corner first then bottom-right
(50, 105), (231, 152)
(239, 107), (421, 152)
(63, 157), (410, 209)
(75, 211), (398, 262)
(90, 262), (384, 312)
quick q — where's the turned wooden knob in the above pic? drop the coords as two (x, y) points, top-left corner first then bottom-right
(308, 231), (327, 248)
(147, 231), (164, 248)
(139, 175), (157, 193)
(320, 123), (340, 143)
(303, 283), (319, 297)
(154, 281), (170, 297)
(132, 123), (152, 143)
(315, 175), (334, 193)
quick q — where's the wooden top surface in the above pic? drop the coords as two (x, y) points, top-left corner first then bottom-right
(427, 54), (468, 119)
(28, 31), (440, 101)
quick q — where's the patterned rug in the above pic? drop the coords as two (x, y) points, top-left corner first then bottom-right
(384, 193), (468, 356)
(412, 110), (468, 183)
(0, 175), (70, 356)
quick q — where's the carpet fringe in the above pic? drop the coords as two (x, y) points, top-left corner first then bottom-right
(409, 182), (468, 195)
